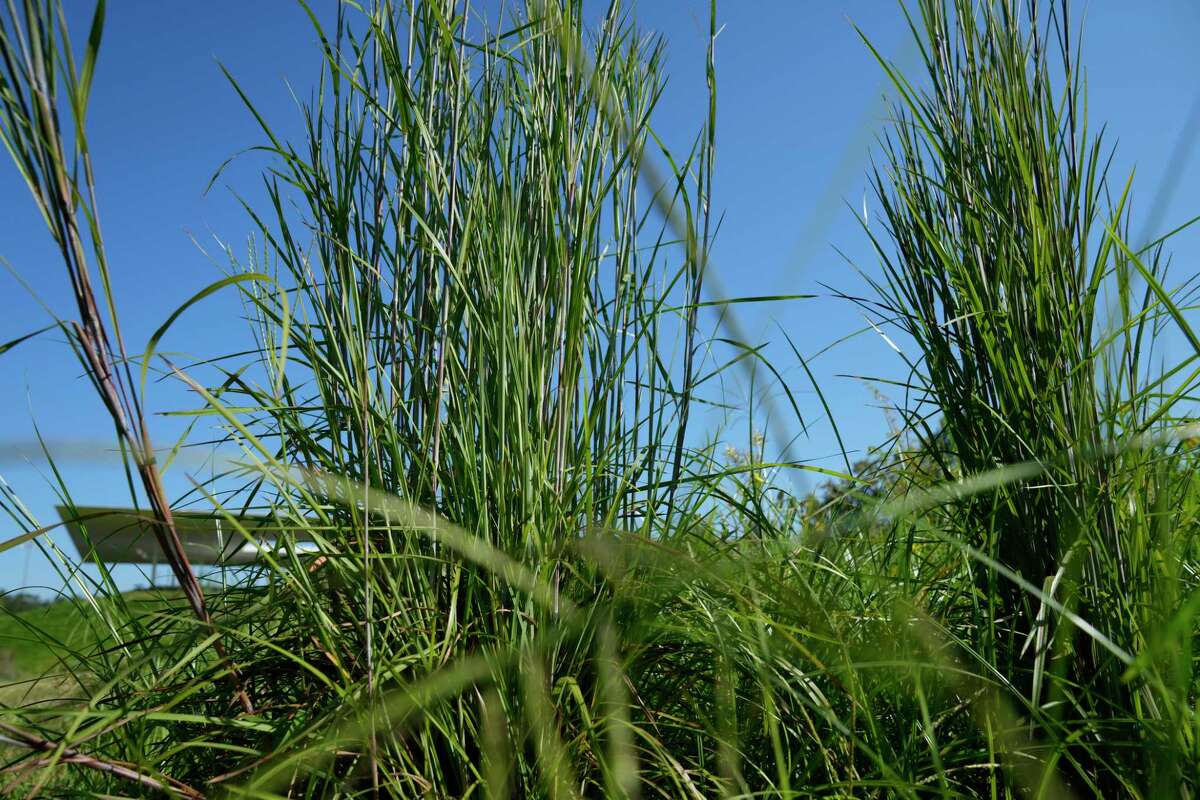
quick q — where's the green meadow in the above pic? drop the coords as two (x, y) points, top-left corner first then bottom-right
(2, 0), (1199, 797)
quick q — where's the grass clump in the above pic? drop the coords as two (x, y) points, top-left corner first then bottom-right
(0, 0), (1198, 798)
(861, 0), (1200, 792)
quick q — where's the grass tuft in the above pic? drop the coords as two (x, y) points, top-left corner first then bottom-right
(1, 0), (1198, 797)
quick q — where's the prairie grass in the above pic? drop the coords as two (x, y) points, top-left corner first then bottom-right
(1, 0), (1199, 797)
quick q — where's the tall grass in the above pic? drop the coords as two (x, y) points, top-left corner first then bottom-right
(0, 0), (253, 718)
(860, 0), (1200, 792)
(1, 0), (1199, 797)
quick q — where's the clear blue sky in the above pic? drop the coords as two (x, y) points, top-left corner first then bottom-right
(2, 1), (1199, 594)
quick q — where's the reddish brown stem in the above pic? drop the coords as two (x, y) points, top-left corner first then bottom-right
(0, 722), (204, 799)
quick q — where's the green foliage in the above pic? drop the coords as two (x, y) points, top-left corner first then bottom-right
(1, 0), (1199, 798)
(860, 0), (1200, 792)
(0, 595), (70, 679)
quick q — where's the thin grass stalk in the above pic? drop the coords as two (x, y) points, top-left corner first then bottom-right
(0, 0), (253, 714)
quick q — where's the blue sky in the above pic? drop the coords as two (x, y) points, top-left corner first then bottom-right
(2, 1), (1199, 594)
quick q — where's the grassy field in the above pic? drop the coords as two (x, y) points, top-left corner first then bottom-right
(0, 592), (186, 682)
(1, 0), (1199, 797)
(0, 597), (93, 680)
